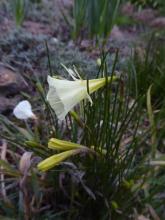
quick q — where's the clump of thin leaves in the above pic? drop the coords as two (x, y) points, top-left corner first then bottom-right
(128, 34), (165, 106)
(0, 52), (163, 219)
(63, 0), (120, 41)
(126, 33), (165, 217)
(11, 0), (26, 26)
(11, 0), (41, 26)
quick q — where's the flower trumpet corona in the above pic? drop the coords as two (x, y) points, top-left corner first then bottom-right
(37, 149), (81, 171)
(48, 138), (85, 151)
(47, 74), (117, 120)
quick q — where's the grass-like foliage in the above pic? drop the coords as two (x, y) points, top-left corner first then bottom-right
(128, 34), (165, 105)
(72, 0), (120, 41)
(11, 0), (41, 26)
(126, 34), (165, 218)
(11, 0), (26, 26)
(0, 51), (164, 219)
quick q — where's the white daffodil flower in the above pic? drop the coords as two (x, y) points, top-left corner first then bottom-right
(47, 69), (117, 120)
(13, 100), (36, 120)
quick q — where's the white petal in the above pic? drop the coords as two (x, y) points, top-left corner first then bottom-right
(13, 100), (35, 120)
(47, 76), (88, 120)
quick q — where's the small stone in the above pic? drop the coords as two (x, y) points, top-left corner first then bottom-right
(0, 63), (27, 95)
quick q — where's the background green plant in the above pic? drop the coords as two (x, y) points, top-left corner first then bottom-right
(12, 0), (26, 26)
(127, 33), (165, 105)
(11, 0), (42, 26)
(72, 0), (120, 41)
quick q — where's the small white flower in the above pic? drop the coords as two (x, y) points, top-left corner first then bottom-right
(13, 100), (36, 120)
